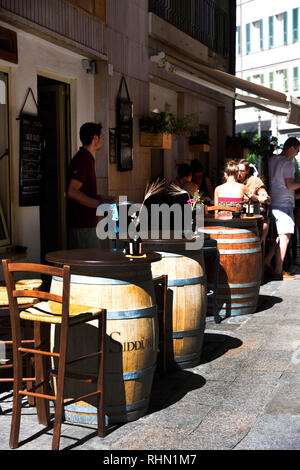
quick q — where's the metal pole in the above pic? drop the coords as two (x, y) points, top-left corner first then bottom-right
(257, 113), (262, 175)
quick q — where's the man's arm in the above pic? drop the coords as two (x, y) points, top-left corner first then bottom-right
(67, 179), (99, 208)
(285, 178), (300, 191)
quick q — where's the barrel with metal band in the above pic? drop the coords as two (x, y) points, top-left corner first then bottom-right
(50, 262), (159, 425)
(143, 240), (207, 369)
(202, 216), (262, 318)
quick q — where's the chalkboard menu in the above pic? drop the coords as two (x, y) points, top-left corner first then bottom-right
(116, 77), (133, 172)
(19, 114), (43, 206)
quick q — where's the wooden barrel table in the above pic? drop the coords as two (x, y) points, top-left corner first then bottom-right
(46, 248), (161, 425)
(139, 237), (207, 370)
(201, 215), (263, 319)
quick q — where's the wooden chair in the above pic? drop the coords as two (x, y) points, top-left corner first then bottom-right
(2, 259), (106, 451)
(0, 279), (43, 404)
(153, 275), (171, 375)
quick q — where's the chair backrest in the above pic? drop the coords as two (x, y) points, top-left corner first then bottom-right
(2, 260), (71, 322)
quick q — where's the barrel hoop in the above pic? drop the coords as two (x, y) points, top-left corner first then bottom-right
(216, 301), (257, 308)
(106, 305), (157, 320)
(105, 397), (149, 414)
(157, 252), (183, 258)
(107, 365), (156, 381)
(214, 237), (260, 244)
(213, 307), (257, 317)
(106, 409), (146, 424)
(207, 281), (260, 289)
(174, 352), (200, 363)
(168, 275), (206, 287)
(53, 274), (151, 285)
(218, 248), (261, 254)
(173, 328), (203, 339)
(212, 293), (258, 299)
(65, 397), (150, 415)
(200, 229), (252, 234)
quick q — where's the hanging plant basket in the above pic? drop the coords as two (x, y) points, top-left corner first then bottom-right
(189, 143), (211, 153)
(140, 131), (172, 149)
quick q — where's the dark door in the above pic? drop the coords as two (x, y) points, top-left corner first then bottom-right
(38, 76), (71, 262)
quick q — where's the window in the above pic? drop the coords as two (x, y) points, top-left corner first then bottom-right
(269, 16), (274, 48)
(0, 26), (18, 64)
(283, 69), (289, 92)
(293, 8), (299, 42)
(293, 67), (299, 91)
(269, 71), (274, 89)
(283, 11), (288, 45)
(259, 19), (264, 50)
(65, 0), (106, 23)
(236, 25), (241, 55)
(260, 74), (265, 86)
(246, 23), (251, 54)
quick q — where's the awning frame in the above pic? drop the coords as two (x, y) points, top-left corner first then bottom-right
(150, 52), (300, 125)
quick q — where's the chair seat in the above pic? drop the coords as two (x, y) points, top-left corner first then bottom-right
(20, 301), (103, 324)
(0, 279), (43, 306)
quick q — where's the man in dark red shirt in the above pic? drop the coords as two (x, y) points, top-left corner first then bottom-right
(67, 122), (114, 248)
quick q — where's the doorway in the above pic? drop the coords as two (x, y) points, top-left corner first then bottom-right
(37, 76), (71, 262)
(0, 71), (10, 247)
(151, 149), (164, 181)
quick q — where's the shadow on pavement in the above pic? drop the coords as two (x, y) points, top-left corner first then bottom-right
(200, 333), (243, 365)
(256, 294), (283, 313)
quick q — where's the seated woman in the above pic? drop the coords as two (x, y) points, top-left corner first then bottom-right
(174, 163), (193, 188)
(214, 160), (246, 216)
(191, 159), (214, 203)
(238, 158), (271, 256)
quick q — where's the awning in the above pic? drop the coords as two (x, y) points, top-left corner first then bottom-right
(150, 52), (300, 126)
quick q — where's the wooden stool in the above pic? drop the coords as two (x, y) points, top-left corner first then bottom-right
(2, 259), (106, 451)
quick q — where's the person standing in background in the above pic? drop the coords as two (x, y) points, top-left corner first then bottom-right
(67, 122), (115, 249)
(191, 159), (214, 202)
(264, 137), (300, 280)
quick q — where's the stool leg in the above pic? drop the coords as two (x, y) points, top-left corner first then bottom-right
(52, 322), (68, 451)
(9, 329), (23, 448)
(34, 322), (50, 426)
(24, 321), (35, 407)
(97, 315), (105, 438)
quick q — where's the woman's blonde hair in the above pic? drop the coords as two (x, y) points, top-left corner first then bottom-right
(224, 160), (239, 177)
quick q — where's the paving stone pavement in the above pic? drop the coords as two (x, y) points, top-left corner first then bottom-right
(1, 268), (300, 452)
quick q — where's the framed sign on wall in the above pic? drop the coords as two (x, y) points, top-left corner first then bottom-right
(116, 76), (133, 172)
(19, 114), (43, 207)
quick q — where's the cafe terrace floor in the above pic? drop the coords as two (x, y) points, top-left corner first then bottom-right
(1, 260), (300, 451)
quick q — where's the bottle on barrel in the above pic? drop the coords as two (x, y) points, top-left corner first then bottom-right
(245, 193), (254, 217)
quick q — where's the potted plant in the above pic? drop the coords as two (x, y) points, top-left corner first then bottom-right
(188, 129), (211, 152)
(226, 131), (252, 159)
(139, 111), (193, 149)
(247, 133), (279, 178)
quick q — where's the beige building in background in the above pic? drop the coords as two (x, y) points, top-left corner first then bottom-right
(0, 0), (236, 265)
(235, 0), (300, 144)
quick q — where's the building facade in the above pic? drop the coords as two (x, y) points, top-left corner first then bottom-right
(0, 0), (236, 265)
(235, 0), (300, 142)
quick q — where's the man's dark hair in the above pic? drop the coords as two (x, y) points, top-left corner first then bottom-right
(177, 163), (192, 178)
(79, 122), (103, 146)
(191, 159), (204, 173)
(283, 136), (300, 150)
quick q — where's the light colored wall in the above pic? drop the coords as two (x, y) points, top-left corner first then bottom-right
(105, 0), (151, 202)
(0, 20), (95, 262)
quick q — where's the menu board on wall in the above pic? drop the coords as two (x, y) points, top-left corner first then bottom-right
(19, 114), (43, 206)
(116, 77), (133, 172)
